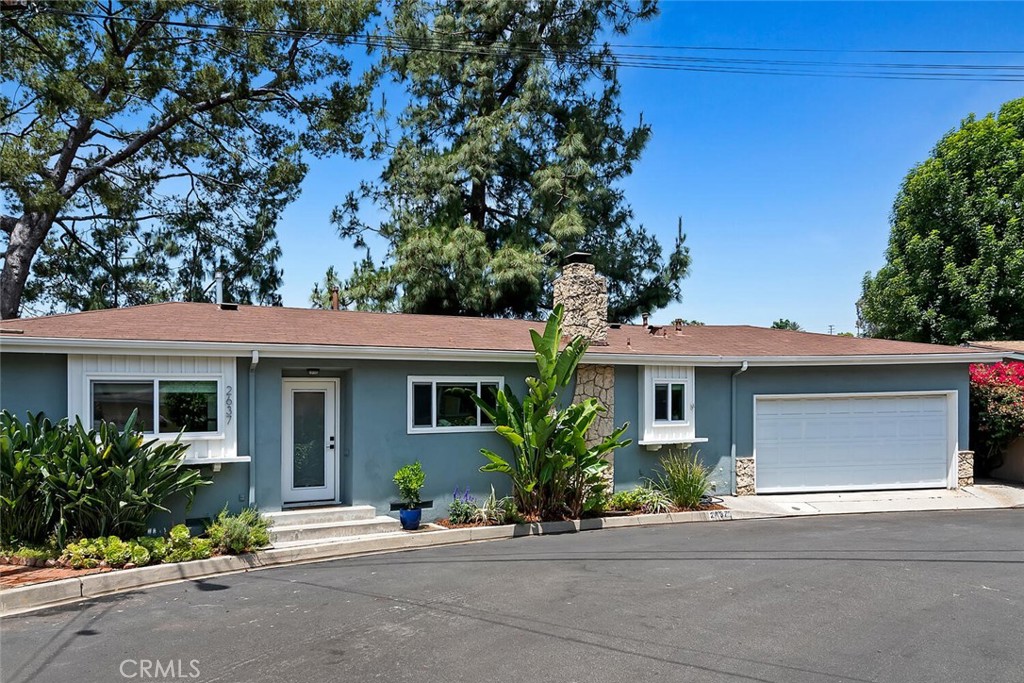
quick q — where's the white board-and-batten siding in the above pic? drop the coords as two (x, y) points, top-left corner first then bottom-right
(67, 354), (238, 462)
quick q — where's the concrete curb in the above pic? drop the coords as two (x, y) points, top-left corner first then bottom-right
(0, 509), (734, 616)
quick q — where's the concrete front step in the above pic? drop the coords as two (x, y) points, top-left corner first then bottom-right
(264, 505), (377, 527)
(268, 515), (400, 545)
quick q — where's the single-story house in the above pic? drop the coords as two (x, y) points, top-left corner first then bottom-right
(0, 258), (1003, 524)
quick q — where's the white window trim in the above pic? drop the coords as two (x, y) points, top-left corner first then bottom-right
(653, 380), (691, 426)
(87, 374), (226, 440)
(407, 375), (504, 434)
(639, 366), (698, 445)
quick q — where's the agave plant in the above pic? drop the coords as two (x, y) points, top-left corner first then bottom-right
(472, 304), (630, 520)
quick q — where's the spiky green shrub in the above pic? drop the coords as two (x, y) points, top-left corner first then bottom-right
(206, 507), (272, 554)
(47, 411), (212, 541)
(473, 304), (631, 520)
(650, 449), (711, 510)
(0, 410), (211, 547)
(0, 412), (61, 545)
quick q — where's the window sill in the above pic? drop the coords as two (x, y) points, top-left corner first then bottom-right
(183, 456), (251, 465)
(408, 426), (496, 435)
(638, 437), (709, 451)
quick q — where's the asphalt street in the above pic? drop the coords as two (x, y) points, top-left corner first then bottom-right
(2, 510), (1022, 683)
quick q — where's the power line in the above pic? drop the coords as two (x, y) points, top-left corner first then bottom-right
(30, 6), (1024, 83)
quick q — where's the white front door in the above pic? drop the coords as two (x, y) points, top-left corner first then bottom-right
(282, 379), (338, 503)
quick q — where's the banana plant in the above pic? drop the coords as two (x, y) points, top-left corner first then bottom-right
(473, 304), (631, 519)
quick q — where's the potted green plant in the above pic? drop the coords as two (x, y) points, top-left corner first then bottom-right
(393, 461), (426, 530)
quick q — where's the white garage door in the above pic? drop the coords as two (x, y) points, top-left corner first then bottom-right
(754, 393), (953, 493)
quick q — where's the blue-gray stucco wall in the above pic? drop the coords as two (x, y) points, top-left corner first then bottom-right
(247, 358), (536, 520)
(0, 348), (974, 524)
(611, 366), (734, 494)
(0, 352), (67, 421)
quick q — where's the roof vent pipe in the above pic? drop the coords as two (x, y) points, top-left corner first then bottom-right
(214, 270), (224, 305)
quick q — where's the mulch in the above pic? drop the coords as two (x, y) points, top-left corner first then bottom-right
(0, 563), (110, 589)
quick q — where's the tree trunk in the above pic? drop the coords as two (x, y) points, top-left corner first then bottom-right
(1, 212), (53, 319)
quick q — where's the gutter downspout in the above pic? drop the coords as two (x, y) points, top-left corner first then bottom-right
(730, 360), (749, 495)
(248, 350), (259, 507)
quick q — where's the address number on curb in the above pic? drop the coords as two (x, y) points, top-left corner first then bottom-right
(708, 510), (732, 521)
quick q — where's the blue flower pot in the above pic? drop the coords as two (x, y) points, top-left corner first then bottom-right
(399, 507), (421, 531)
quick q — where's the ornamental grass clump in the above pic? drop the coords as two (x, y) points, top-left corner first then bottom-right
(650, 449), (711, 510)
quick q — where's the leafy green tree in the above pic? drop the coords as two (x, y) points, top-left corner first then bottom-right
(473, 304), (630, 520)
(329, 0), (690, 321)
(771, 319), (803, 331)
(0, 1), (376, 318)
(860, 97), (1024, 344)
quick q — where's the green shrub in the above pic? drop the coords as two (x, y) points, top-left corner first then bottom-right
(608, 486), (672, 514)
(0, 412), (61, 545)
(47, 412), (212, 541)
(650, 449), (710, 510)
(206, 507), (272, 554)
(0, 410), (211, 547)
(393, 461), (425, 508)
(447, 488), (477, 525)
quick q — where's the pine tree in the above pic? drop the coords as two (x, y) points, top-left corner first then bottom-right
(327, 0), (690, 321)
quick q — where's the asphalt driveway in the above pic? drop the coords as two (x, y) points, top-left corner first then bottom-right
(2, 510), (1022, 683)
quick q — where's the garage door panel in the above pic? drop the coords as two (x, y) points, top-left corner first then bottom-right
(755, 394), (951, 492)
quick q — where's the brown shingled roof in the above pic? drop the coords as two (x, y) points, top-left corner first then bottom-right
(0, 302), (990, 359)
(969, 340), (1024, 353)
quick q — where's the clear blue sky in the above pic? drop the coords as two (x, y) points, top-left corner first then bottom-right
(273, 1), (1024, 334)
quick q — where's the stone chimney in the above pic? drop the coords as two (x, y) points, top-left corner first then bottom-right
(553, 252), (608, 345)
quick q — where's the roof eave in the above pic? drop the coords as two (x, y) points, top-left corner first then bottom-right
(0, 336), (1004, 366)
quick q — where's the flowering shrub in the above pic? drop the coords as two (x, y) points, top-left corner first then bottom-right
(447, 487), (477, 525)
(969, 362), (1024, 471)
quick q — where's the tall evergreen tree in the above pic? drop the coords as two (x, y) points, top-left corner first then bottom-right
(328, 0), (690, 321)
(0, 1), (377, 318)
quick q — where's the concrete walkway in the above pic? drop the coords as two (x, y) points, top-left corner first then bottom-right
(721, 481), (1024, 518)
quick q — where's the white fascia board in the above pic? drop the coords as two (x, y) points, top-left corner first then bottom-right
(0, 336), (1004, 367)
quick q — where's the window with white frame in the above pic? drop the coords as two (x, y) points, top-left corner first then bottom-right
(91, 378), (220, 435)
(639, 366), (698, 444)
(653, 381), (688, 423)
(408, 377), (502, 432)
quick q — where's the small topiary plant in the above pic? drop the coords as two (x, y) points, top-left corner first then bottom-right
(393, 461), (425, 509)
